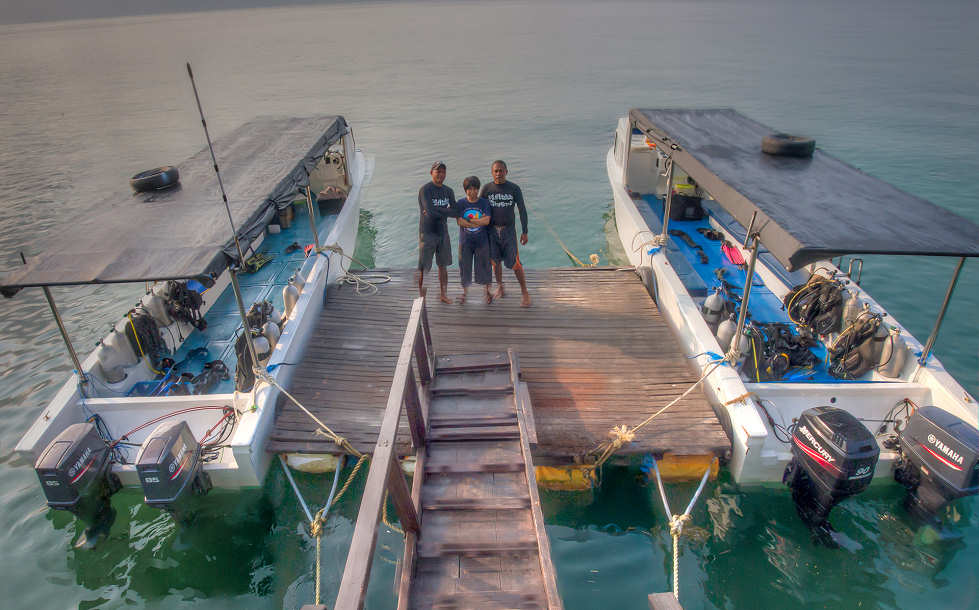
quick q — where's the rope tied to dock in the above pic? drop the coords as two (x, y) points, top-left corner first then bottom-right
(648, 456), (712, 603)
(589, 358), (727, 469)
(257, 370), (364, 458)
(318, 243), (391, 296)
(279, 452), (375, 607)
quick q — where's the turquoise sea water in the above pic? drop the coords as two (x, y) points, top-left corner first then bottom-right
(0, 1), (976, 607)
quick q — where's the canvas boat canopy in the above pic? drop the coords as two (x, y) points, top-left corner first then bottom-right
(630, 108), (979, 271)
(0, 115), (347, 296)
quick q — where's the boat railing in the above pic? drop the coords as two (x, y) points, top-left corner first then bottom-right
(334, 296), (433, 609)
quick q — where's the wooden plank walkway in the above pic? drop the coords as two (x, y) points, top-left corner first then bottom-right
(268, 268), (729, 458)
(406, 350), (560, 609)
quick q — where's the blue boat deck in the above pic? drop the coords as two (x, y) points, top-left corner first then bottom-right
(637, 195), (837, 383)
(133, 202), (337, 396)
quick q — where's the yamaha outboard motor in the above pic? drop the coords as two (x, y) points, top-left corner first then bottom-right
(893, 406), (979, 524)
(783, 407), (879, 537)
(136, 420), (212, 520)
(34, 422), (121, 545)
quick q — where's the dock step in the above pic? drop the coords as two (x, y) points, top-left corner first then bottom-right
(435, 352), (510, 373)
(412, 590), (545, 610)
(430, 414), (517, 428)
(428, 425), (520, 441)
(431, 385), (514, 398)
(425, 441), (525, 474)
(423, 496), (531, 511)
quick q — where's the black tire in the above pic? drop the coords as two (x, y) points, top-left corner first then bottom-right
(130, 166), (180, 192)
(761, 133), (815, 158)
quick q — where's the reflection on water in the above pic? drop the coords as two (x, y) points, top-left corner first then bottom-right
(58, 490), (275, 606)
(543, 467), (975, 610)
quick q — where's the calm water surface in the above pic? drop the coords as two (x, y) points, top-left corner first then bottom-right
(0, 1), (977, 608)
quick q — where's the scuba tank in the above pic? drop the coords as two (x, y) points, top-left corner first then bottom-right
(866, 314), (889, 365)
(252, 334), (272, 363)
(841, 290), (863, 328)
(878, 327), (908, 378)
(702, 288), (725, 328)
(93, 319), (139, 384)
(291, 270), (306, 292)
(262, 320), (281, 347)
(716, 314), (738, 353)
(282, 273), (304, 319)
(282, 284), (299, 319)
(141, 286), (173, 327)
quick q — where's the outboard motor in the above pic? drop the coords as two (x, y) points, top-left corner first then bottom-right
(136, 420), (211, 519)
(893, 406), (979, 524)
(783, 407), (879, 536)
(34, 422), (121, 545)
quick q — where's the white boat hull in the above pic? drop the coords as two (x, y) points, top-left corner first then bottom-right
(607, 117), (977, 485)
(14, 148), (374, 489)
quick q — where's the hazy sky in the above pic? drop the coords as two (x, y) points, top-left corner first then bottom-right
(0, 0), (339, 25)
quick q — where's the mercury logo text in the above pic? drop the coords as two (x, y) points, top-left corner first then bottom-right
(799, 425), (835, 463)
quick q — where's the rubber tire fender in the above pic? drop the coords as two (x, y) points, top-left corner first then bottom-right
(130, 166), (180, 192)
(761, 133), (816, 158)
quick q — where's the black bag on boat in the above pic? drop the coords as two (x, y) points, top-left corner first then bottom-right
(669, 194), (705, 221)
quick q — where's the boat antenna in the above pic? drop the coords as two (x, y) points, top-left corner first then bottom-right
(185, 63), (248, 265)
(185, 62), (261, 375)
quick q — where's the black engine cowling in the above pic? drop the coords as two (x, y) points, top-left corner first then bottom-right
(894, 406), (979, 523)
(136, 420), (211, 518)
(783, 407), (879, 531)
(34, 422), (121, 540)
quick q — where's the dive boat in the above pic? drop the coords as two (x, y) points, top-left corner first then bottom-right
(2, 115), (372, 527)
(608, 109), (978, 532)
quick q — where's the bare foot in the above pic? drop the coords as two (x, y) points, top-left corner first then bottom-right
(493, 284), (506, 299)
(521, 293), (531, 308)
(484, 290), (493, 304)
(439, 293), (453, 304)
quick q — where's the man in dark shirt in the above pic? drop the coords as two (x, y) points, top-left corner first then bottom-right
(479, 160), (531, 307)
(417, 161), (456, 304)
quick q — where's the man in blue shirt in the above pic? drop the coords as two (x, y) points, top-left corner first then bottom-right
(417, 161), (457, 304)
(454, 175), (492, 304)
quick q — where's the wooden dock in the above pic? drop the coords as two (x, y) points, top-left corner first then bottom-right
(269, 267), (729, 460)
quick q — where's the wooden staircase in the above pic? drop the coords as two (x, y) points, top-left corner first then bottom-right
(332, 298), (560, 610)
(408, 351), (559, 609)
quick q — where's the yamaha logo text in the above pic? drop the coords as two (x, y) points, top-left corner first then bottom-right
(67, 447), (93, 479)
(927, 433), (964, 465)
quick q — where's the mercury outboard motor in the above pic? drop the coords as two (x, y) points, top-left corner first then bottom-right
(34, 422), (121, 544)
(893, 406), (979, 524)
(783, 407), (879, 537)
(136, 420), (211, 520)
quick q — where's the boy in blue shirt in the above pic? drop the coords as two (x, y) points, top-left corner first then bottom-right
(455, 176), (493, 304)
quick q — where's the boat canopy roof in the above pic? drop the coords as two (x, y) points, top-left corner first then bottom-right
(630, 108), (979, 271)
(0, 115), (347, 296)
